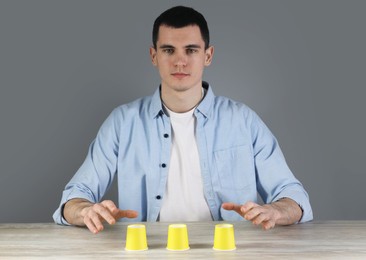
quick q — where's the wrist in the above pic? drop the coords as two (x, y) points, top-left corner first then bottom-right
(272, 198), (302, 225)
(77, 200), (95, 219)
(64, 198), (93, 225)
(269, 201), (284, 223)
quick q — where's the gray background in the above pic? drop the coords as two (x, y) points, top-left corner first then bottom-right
(1, 0), (365, 223)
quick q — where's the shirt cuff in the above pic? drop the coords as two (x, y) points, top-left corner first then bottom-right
(53, 188), (96, 226)
(273, 190), (313, 223)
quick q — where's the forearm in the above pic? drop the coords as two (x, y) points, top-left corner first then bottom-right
(271, 198), (303, 225)
(63, 198), (94, 226)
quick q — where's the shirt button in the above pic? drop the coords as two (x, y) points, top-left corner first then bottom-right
(164, 133), (169, 138)
(161, 163), (166, 168)
(156, 195), (162, 200)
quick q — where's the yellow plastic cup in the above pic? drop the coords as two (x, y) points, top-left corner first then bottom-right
(125, 224), (148, 251)
(213, 223), (236, 251)
(166, 224), (190, 251)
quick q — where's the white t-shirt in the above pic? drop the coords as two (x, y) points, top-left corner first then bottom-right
(159, 103), (212, 222)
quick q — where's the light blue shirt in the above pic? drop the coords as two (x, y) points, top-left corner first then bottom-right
(53, 82), (313, 224)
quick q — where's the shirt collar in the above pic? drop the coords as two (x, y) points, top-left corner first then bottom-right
(150, 86), (164, 118)
(149, 81), (215, 118)
(196, 81), (214, 118)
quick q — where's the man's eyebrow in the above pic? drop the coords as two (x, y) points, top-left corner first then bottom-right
(158, 44), (201, 49)
(159, 44), (175, 49)
(185, 44), (201, 49)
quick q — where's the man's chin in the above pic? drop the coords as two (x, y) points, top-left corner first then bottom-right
(164, 83), (191, 92)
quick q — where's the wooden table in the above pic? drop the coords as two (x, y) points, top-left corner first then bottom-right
(1, 221), (366, 259)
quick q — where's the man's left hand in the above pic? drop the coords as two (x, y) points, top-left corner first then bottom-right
(222, 198), (302, 230)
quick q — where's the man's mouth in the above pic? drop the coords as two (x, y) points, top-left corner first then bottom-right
(171, 73), (189, 79)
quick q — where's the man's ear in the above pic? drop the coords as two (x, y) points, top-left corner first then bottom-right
(204, 46), (214, 66)
(150, 47), (157, 66)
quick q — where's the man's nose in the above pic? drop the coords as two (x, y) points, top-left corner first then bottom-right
(173, 51), (187, 66)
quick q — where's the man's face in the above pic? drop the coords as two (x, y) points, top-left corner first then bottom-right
(150, 25), (214, 93)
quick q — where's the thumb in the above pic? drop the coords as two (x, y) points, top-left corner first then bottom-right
(222, 202), (243, 217)
(114, 209), (138, 220)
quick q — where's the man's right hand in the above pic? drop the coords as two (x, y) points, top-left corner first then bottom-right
(63, 198), (138, 234)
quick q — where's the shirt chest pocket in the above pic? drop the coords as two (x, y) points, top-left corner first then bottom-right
(213, 145), (255, 190)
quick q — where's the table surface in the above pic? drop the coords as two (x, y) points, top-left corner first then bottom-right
(1, 221), (366, 259)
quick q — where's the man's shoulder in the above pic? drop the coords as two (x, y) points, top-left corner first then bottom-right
(113, 93), (155, 115)
(212, 95), (253, 115)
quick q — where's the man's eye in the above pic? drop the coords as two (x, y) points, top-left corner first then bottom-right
(163, 49), (174, 54)
(187, 49), (198, 54)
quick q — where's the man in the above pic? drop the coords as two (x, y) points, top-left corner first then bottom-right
(53, 6), (313, 234)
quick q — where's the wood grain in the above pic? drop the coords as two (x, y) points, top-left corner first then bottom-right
(1, 221), (366, 259)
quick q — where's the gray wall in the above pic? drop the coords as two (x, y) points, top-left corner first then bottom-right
(1, 0), (365, 223)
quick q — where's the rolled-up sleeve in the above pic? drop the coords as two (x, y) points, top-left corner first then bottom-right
(250, 111), (313, 223)
(53, 109), (120, 225)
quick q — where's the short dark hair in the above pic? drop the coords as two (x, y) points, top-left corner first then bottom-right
(152, 6), (210, 49)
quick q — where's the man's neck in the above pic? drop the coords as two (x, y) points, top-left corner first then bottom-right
(161, 84), (203, 113)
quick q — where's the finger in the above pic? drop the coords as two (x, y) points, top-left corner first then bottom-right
(84, 216), (99, 234)
(261, 220), (275, 230)
(243, 205), (264, 221)
(221, 202), (244, 216)
(91, 211), (105, 231)
(101, 200), (119, 214)
(115, 210), (138, 220)
(251, 211), (269, 225)
(240, 201), (260, 215)
(86, 211), (105, 233)
(92, 204), (116, 225)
